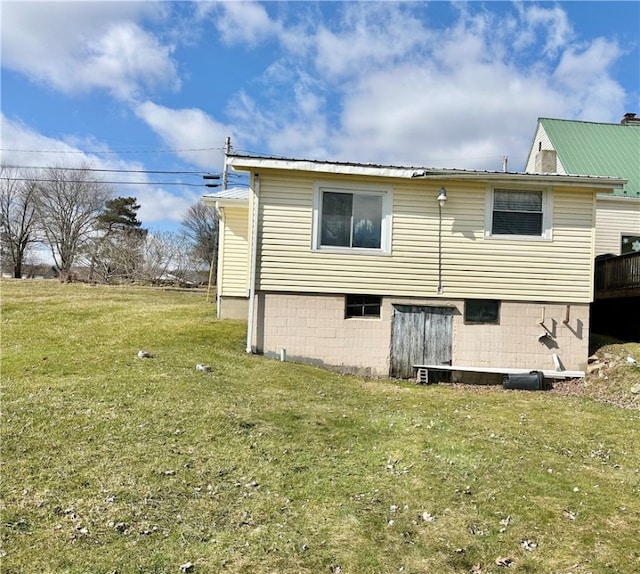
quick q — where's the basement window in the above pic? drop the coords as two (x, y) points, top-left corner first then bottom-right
(345, 295), (382, 318)
(464, 299), (500, 324)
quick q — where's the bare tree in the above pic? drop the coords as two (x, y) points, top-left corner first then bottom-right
(180, 201), (219, 271)
(34, 164), (112, 281)
(86, 227), (148, 284)
(136, 231), (197, 285)
(0, 165), (41, 278)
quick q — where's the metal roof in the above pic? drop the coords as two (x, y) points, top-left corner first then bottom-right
(203, 187), (249, 201)
(227, 154), (626, 189)
(539, 118), (640, 198)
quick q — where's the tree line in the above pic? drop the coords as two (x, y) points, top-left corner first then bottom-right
(0, 164), (218, 284)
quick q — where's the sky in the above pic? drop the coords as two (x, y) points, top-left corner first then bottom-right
(1, 0), (639, 235)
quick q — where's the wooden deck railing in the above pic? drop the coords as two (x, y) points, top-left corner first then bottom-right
(595, 251), (640, 295)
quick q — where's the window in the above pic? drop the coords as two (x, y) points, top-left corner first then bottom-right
(621, 234), (640, 254)
(345, 295), (381, 318)
(464, 300), (500, 324)
(313, 182), (391, 253)
(487, 188), (551, 239)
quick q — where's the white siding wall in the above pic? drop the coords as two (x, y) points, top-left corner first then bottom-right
(594, 196), (640, 255)
(219, 206), (250, 297)
(255, 171), (598, 303)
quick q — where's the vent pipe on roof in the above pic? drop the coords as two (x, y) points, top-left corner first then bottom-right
(621, 112), (640, 125)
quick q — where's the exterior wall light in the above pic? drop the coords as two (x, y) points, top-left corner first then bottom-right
(437, 186), (447, 207)
(437, 186), (447, 294)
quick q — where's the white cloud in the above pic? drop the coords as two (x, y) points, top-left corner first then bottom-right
(553, 38), (625, 121)
(555, 37), (622, 89)
(213, 1), (281, 47)
(523, 5), (574, 56)
(313, 3), (428, 80)
(134, 101), (233, 170)
(1, 2), (179, 101)
(81, 22), (180, 100)
(221, 2), (629, 170)
(134, 185), (196, 226)
(2, 0), (631, 183)
(0, 113), (195, 226)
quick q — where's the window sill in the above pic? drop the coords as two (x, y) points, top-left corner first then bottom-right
(484, 233), (552, 242)
(312, 246), (391, 256)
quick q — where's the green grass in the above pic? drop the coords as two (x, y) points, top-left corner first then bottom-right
(1, 280), (639, 573)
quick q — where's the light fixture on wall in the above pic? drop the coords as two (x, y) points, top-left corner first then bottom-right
(437, 187), (447, 294)
(437, 186), (447, 207)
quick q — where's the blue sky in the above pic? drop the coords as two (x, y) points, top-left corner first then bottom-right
(1, 1), (638, 235)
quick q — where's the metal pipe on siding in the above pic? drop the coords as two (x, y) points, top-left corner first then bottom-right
(246, 173), (260, 354)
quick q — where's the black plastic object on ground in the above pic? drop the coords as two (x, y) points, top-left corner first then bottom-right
(503, 371), (546, 390)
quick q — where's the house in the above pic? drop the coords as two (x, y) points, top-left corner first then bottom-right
(524, 114), (640, 256)
(203, 187), (250, 319)
(204, 155), (625, 380)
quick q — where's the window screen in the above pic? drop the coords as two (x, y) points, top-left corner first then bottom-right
(492, 190), (543, 236)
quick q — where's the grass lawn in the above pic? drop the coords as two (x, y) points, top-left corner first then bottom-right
(1, 280), (639, 573)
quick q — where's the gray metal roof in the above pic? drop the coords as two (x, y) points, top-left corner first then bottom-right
(227, 154), (626, 188)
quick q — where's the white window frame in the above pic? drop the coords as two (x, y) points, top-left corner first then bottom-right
(484, 186), (553, 241)
(312, 181), (392, 254)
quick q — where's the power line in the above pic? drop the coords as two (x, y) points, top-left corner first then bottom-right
(0, 177), (212, 187)
(3, 165), (213, 176)
(0, 146), (222, 154)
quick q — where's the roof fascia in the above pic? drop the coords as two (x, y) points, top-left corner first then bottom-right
(228, 156), (416, 178)
(202, 196), (249, 210)
(228, 156), (626, 190)
(596, 193), (640, 202)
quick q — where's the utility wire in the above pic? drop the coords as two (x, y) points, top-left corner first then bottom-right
(0, 177), (213, 187)
(3, 165), (213, 176)
(0, 147), (222, 154)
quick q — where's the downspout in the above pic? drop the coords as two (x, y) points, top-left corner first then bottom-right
(246, 173), (260, 354)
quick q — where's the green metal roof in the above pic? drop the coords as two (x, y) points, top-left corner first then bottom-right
(540, 117), (640, 198)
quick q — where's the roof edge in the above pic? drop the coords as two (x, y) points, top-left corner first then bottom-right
(228, 154), (627, 189)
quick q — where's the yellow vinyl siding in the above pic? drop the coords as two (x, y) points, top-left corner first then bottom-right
(254, 172), (599, 303)
(219, 206), (250, 297)
(594, 197), (640, 255)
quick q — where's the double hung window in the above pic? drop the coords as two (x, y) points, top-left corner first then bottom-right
(487, 188), (551, 239)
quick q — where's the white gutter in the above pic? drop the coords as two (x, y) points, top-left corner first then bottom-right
(246, 173), (260, 354)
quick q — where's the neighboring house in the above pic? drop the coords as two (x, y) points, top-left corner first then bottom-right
(204, 155), (625, 379)
(203, 187), (249, 319)
(524, 114), (640, 256)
